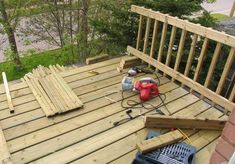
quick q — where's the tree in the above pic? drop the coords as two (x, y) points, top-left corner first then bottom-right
(77, 0), (89, 61)
(0, 0), (21, 68)
(90, 0), (214, 55)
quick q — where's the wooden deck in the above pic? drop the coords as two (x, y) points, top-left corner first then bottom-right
(0, 57), (226, 164)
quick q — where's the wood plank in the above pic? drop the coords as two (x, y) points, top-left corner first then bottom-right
(174, 29), (187, 72)
(204, 42), (222, 88)
(194, 139), (217, 164)
(131, 5), (235, 48)
(229, 84), (235, 102)
(109, 150), (137, 164)
(74, 93), (215, 164)
(25, 77), (55, 117)
(184, 34), (198, 77)
(2, 72), (14, 113)
(40, 76), (65, 113)
(136, 15), (144, 50)
(52, 73), (83, 107)
(60, 57), (121, 78)
(143, 17), (151, 54)
(0, 82), (28, 95)
(48, 75), (75, 111)
(17, 86), (185, 163)
(158, 21), (168, 62)
(127, 46), (235, 111)
(9, 82), (180, 160)
(165, 26), (177, 67)
(64, 63), (117, 83)
(33, 119), (144, 164)
(149, 20), (159, 62)
(192, 38), (209, 83)
(1, 69), (141, 131)
(0, 87), (31, 103)
(216, 47), (235, 94)
(136, 130), (183, 154)
(105, 107), (222, 164)
(144, 115), (227, 130)
(0, 124), (12, 163)
(86, 54), (109, 65)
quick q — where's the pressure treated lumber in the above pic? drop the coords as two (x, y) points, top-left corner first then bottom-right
(136, 15), (144, 50)
(158, 21), (168, 62)
(136, 130), (183, 154)
(127, 46), (235, 111)
(143, 17), (151, 54)
(2, 72), (14, 113)
(0, 125), (12, 163)
(144, 115), (228, 130)
(23, 66), (83, 117)
(119, 56), (141, 70)
(86, 54), (109, 65)
(131, 5), (235, 48)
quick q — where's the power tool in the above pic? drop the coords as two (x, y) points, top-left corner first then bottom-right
(134, 77), (159, 102)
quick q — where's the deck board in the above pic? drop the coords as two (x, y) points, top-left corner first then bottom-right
(0, 57), (224, 164)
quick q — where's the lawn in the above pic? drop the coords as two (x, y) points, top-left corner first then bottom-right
(211, 13), (230, 21)
(0, 47), (76, 83)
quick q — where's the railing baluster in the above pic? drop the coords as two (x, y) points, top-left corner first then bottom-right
(143, 17), (151, 54)
(136, 15), (144, 50)
(165, 26), (177, 67)
(173, 29), (187, 76)
(216, 47), (235, 94)
(149, 19), (159, 67)
(193, 38), (209, 82)
(229, 84), (235, 102)
(184, 34), (198, 77)
(204, 42), (222, 88)
(157, 18), (168, 62)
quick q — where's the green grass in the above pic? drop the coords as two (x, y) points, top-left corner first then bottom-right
(211, 13), (230, 21)
(0, 46), (76, 83)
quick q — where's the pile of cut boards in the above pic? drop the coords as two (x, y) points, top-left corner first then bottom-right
(117, 56), (141, 72)
(137, 115), (228, 154)
(21, 65), (83, 117)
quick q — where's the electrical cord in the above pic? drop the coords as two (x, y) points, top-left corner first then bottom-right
(113, 68), (170, 127)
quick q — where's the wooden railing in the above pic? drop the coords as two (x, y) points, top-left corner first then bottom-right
(127, 5), (235, 111)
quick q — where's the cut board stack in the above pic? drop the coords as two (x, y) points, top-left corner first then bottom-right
(22, 65), (83, 117)
(117, 56), (141, 72)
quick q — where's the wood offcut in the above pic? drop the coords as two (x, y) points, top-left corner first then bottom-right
(136, 130), (183, 154)
(117, 56), (141, 72)
(2, 72), (14, 113)
(145, 115), (228, 130)
(86, 54), (109, 65)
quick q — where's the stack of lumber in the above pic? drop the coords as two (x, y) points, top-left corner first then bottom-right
(117, 56), (141, 72)
(22, 65), (83, 117)
(86, 54), (109, 65)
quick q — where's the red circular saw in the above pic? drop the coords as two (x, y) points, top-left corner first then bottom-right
(134, 77), (159, 102)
